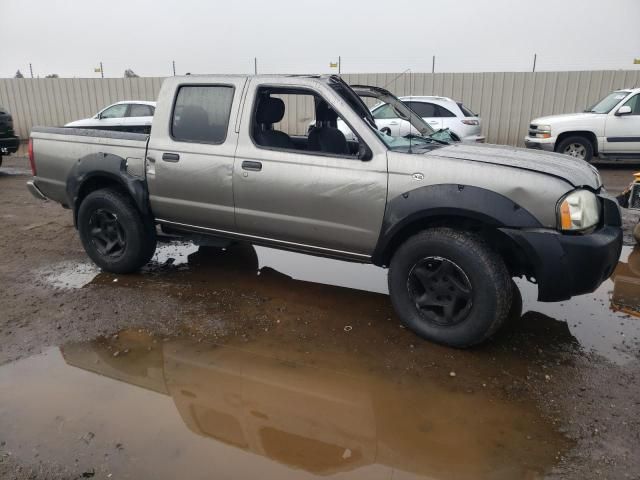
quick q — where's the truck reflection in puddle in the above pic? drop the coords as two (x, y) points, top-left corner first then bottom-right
(610, 247), (640, 318)
(58, 327), (568, 480)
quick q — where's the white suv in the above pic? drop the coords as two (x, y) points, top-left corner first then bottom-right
(525, 88), (640, 162)
(372, 96), (485, 142)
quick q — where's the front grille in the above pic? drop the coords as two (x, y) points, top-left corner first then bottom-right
(630, 184), (640, 209)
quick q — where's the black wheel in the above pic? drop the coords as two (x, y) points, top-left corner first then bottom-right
(77, 188), (156, 273)
(556, 136), (594, 162)
(388, 228), (513, 347)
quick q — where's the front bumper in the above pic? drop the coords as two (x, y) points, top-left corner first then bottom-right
(524, 136), (555, 152)
(501, 196), (623, 302)
(0, 135), (20, 154)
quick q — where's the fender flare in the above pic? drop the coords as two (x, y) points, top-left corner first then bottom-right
(372, 184), (543, 266)
(66, 152), (150, 225)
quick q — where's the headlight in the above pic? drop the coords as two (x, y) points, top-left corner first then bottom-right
(533, 124), (551, 138)
(557, 190), (600, 231)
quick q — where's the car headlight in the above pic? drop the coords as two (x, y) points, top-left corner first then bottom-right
(533, 124), (551, 138)
(557, 189), (600, 231)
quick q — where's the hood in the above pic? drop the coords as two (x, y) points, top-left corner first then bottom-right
(431, 143), (601, 189)
(531, 112), (605, 126)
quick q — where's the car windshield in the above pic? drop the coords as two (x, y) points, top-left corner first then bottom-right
(328, 78), (450, 151)
(587, 91), (631, 113)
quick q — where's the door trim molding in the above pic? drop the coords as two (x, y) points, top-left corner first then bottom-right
(156, 218), (372, 262)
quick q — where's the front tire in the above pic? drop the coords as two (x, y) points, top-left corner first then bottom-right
(77, 188), (156, 273)
(388, 228), (512, 347)
(556, 136), (594, 162)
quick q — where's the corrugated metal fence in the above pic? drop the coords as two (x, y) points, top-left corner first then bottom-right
(2, 70), (639, 146)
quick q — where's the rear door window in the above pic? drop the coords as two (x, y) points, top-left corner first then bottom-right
(128, 104), (154, 117)
(404, 101), (436, 117)
(171, 85), (235, 144)
(372, 103), (398, 119)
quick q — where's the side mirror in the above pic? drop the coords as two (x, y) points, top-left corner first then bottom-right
(358, 142), (373, 161)
(616, 105), (632, 116)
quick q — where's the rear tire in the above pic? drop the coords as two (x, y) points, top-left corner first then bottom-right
(388, 228), (512, 347)
(556, 136), (594, 162)
(77, 188), (156, 273)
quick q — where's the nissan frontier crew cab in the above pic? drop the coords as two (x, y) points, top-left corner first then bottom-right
(27, 75), (623, 347)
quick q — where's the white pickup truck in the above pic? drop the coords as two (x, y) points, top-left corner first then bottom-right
(525, 88), (640, 162)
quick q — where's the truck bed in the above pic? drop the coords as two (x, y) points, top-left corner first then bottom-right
(30, 127), (149, 206)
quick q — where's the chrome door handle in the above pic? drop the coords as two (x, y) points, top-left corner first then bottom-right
(389, 121), (399, 125)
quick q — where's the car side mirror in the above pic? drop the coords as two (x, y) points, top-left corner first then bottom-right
(358, 142), (373, 161)
(616, 105), (632, 116)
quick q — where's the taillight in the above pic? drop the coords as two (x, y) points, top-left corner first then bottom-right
(461, 119), (479, 126)
(28, 137), (36, 175)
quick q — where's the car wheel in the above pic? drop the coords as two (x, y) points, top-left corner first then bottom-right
(77, 188), (156, 273)
(388, 227), (513, 347)
(556, 136), (594, 162)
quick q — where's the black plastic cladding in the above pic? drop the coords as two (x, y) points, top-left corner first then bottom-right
(372, 184), (543, 266)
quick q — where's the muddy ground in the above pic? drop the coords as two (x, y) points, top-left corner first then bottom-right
(0, 154), (639, 480)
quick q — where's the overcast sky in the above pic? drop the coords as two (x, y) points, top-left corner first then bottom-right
(1, 0), (638, 78)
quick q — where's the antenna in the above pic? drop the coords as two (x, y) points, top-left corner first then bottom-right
(408, 69), (413, 154)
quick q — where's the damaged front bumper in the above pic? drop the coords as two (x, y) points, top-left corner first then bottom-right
(501, 196), (623, 302)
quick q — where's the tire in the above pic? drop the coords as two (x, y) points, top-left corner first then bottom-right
(388, 228), (513, 347)
(77, 188), (156, 273)
(633, 223), (640, 245)
(556, 136), (594, 162)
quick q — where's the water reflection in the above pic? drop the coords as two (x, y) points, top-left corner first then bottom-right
(56, 328), (566, 479)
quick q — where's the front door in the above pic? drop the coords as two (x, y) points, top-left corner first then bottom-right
(146, 79), (246, 231)
(233, 81), (388, 257)
(604, 94), (640, 155)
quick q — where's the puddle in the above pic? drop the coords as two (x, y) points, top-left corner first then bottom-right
(0, 330), (570, 480)
(36, 261), (101, 289)
(0, 166), (30, 176)
(35, 241), (640, 364)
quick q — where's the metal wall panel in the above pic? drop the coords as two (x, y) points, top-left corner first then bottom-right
(2, 71), (639, 146)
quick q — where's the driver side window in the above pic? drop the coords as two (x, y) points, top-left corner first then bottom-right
(100, 104), (128, 119)
(622, 95), (640, 115)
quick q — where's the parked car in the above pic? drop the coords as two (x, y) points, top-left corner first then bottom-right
(372, 95), (485, 142)
(525, 88), (640, 162)
(65, 101), (156, 134)
(0, 106), (20, 167)
(312, 85), (458, 143)
(27, 74), (622, 348)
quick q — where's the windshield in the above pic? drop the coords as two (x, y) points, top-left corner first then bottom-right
(328, 79), (452, 150)
(587, 91), (631, 113)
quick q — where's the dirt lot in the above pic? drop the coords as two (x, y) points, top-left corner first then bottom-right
(1, 154), (639, 480)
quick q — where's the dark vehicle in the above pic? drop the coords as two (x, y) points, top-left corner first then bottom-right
(0, 106), (20, 166)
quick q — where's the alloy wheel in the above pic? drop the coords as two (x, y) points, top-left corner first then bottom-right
(407, 256), (473, 326)
(88, 209), (126, 258)
(563, 143), (586, 159)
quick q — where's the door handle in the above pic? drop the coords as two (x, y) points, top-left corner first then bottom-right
(242, 160), (262, 171)
(162, 153), (180, 162)
(389, 121), (399, 125)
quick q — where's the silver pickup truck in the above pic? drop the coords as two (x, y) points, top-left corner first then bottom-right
(27, 74), (622, 347)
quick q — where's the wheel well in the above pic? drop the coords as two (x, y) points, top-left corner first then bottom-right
(73, 175), (130, 225)
(555, 131), (598, 156)
(380, 216), (533, 278)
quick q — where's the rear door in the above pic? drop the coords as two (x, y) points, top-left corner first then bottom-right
(604, 94), (640, 155)
(146, 79), (246, 231)
(404, 101), (442, 132)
